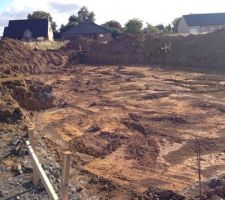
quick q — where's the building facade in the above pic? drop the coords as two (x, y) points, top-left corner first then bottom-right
(3, 19), (53, 41)
(62, 20), (113, 43)
(178, 13), (225, 34)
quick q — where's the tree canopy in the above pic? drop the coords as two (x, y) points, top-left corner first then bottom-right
(172, 17), (181, 33)
(125, 18), (143, 34)
(145, 23), (159, 33)
(27, 11), (57, 31)
(60, 6), (95, 33)
(102, 20), (123, 38)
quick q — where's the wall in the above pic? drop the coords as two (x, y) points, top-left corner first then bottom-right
(47, 21), (54, 41)
(178, 17), (225, 34)
(178, 17), (190, 34)
(97, 33), (113, 43)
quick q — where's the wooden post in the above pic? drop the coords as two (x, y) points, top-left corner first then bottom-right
(28, 129), (40, 187)
(26, 141), (59, 200)
(60, 151), (72, 200)
(196, 138), (202, 197)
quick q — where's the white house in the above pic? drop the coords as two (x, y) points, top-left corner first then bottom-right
(178, 13), (225, 34)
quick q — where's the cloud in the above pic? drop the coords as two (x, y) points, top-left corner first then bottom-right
(49, 1), (79, 13)
(2, 0), (225, 35)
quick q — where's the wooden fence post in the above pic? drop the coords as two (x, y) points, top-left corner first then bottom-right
(26, 141), (59, 200)
(60, 151), (72, 200)
(28, 129), (40, 187)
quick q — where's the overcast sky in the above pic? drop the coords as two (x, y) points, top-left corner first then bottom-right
(1, 0), (225, 35)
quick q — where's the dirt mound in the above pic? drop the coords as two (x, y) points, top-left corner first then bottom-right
(82, 29), (225, 68)
(81, 34), (145, 64)
(0, 94), (23, 122)
(125, 136), (160, 167)
(61, 37), (90, 51)
(69, 131), (128, 158)
(2, 78), (54, 110)
(0, 38), (68, 75)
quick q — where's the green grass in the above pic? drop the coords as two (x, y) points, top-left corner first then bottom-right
(24, 40), (67, 50)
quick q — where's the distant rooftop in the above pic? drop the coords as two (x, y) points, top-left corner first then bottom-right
(3, 19), (49, 38)
(183, 12), (225, 26)
(62, 20), (110, 36)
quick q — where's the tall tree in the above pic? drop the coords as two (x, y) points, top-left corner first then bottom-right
(77, 6), (95, 23)
(144, 23), (159, 33)
(125, 18), (143, 34)
(27, 11), (57, 31)
(172, 17), (181, 33)
(102, 20), (123, 38)
(60, 6), (95, 33)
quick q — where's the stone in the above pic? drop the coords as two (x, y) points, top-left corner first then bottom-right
(209, 178), (222, 189)
(0, 190), (4, 197)
(11, 139), (20, 146)
(210, 195), (223, 200)
(18, 148), (27, 156)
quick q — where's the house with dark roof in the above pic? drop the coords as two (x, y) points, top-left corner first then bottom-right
(178, 13), (225, 34)
(3, 19), (53, 41)
(62, 20), (112, 43)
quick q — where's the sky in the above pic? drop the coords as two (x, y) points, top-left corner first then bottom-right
(1, 0), (225, 35)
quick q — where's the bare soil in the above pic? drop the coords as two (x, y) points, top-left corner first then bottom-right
(31, 65), (225, 199)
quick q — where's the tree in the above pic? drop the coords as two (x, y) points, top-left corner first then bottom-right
(77, 6), (95, 23)
(103, 20), (122, 30)
(27, 11), (57, 31)
(102, 20), (123, 38)
(144, 23), (159, 33)
(155, 24), (165, 33)
(164, 24), (173, 33)
(60, 6), (95, 33)
(172, 17), (181, 33)
(125, 18), (143, 34)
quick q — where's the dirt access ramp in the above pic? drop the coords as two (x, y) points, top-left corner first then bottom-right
(81, 29), (225, 69)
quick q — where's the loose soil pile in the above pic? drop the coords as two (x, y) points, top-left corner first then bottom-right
(0, 38), (68, 75)
(2, 78), (54, 110)
(81, 29), (225, 69)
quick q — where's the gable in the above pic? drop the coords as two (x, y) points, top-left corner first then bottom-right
(3, 19), (49, 38)
(184, 13), (225, 27)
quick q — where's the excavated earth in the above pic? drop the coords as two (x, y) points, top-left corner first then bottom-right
(2, 35), (225, 199)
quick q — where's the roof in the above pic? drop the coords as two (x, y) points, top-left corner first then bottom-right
(62, 20), (110, 36)
(183, 13), (225, 26)
(3, 19), (49, 38)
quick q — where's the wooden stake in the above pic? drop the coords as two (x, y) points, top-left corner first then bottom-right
(60, 151), (72, 200)
(26, 141), (59, 200)
(28, 130), (40, 187)
(196, 138), (202, 196)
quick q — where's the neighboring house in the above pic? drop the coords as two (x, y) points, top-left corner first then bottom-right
(178, 13), (225, 34)
(3, 19), (53, 41)
(62, 20), (112, 43)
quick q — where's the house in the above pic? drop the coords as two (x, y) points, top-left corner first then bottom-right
(3, 19), (53, 41)
(62, 20), (112, 43)
(178, 13), (225, 34)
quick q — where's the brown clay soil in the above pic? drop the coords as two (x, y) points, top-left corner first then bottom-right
(30, 65), (225, 199)
(2, 37), (225, 199)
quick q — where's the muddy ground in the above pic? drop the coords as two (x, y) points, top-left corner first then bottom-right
(27, 65), (225, 199)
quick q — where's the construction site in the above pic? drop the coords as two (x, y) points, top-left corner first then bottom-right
(2, 29), (225, 200)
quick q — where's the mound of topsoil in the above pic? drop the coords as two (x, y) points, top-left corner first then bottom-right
(0, 38), (68, 75)
(0, 93), (23, 123)
(81, 29), (225, 69)
(2, 78), (54, 110)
